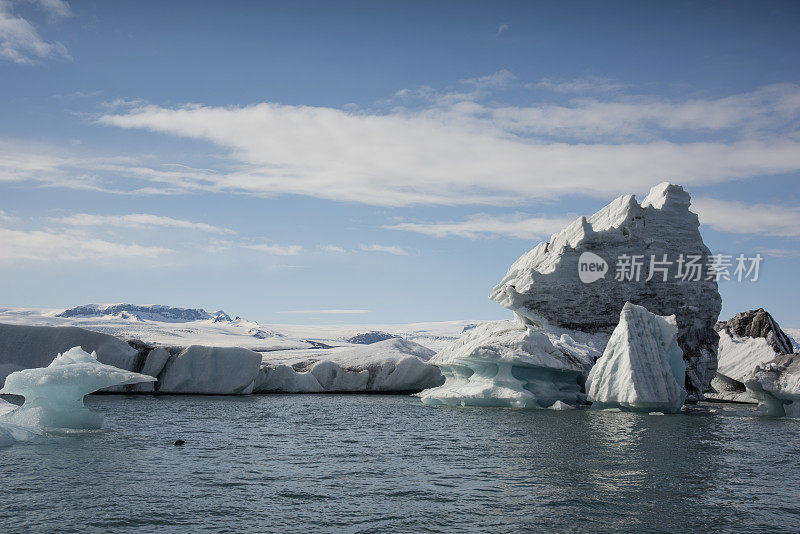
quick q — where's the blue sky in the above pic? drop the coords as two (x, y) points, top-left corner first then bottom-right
(1, 0), (799, 326)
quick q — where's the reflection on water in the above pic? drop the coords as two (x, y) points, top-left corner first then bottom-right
(1, 395), (799, 532)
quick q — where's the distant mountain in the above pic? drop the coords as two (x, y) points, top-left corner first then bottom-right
(346, 331), (400, 345)
(57, 304), (231, 323)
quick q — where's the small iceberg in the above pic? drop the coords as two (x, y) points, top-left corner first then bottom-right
(586, 302), (687, 413)
(0, 346), (155, 437)
(745, 353), (800, 417)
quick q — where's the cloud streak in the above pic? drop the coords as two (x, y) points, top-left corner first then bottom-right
(52, 213), (236, 234)
(359, 244), (410, 256)
(278, 309), (371, 315)
(386, 214), (575, 240)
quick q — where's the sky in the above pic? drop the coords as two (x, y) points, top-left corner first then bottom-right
(1, 0), (799, 326)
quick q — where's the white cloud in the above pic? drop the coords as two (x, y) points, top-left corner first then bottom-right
(321, 244), (346, 253)
(360, 244), (410, 256)
(496, 23), (510, 35)
(93, 83), (800, 206)
(52, 213), (236, 234)
(278, 309), (371, 315)
(692, 198), (800, 238)
(244, 243), (303, 256)
(385, 213), (575, 240)
(0, 0), (70, 64)
(0, 226), (172, 262)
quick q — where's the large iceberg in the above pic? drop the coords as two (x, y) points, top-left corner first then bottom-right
(0, 323), (138, 387)
(0, 346), (154, 431)
(490, 182), (721, 400)
(707, 309), (794, 403)
(419, 319), (595, 409)
(255, 338), (442, 393)
(586, 302), (687, 413)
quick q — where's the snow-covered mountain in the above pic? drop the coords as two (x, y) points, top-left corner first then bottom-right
(57, 303), (231, 323)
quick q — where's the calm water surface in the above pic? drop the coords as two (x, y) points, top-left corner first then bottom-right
(1, 395), (799, 533)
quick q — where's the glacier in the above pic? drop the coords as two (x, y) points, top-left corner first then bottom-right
(586, 302), (687, 413)
(419, 319), (600, 409)
(0, 346), (154, 434)
(490, 182), (721, 400)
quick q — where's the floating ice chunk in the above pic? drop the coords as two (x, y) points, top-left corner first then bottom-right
(745, 353), (800, 417)
(586, 302), (687, 413)
(549, 400), (574, 410)
(708, 309), (793, 403)
(0, 346), (154, 429)
(420, 319), (588, 409)
(157, 345), (261, 394)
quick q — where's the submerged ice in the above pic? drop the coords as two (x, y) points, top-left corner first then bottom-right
(586, 302), (686, 413)
(0, 346), (154, 432)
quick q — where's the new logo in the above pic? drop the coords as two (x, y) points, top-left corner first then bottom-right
(578, 252), (608, 284)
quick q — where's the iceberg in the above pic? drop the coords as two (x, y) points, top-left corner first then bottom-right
(419, 319), (593, 409)
(490, 182), (721, 400)
(707, 309), (793, 403)
(586, 302), (687, 413)
(745, 353), (800, 417)
(0, 323), (139, 387)
(0, 346), (154, 430)
(255, 338), (442, 393)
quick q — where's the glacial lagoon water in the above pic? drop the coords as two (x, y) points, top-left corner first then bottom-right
(1, 395), (799, 533)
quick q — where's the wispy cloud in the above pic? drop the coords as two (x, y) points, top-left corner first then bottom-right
(34, 0), (72, 19)
(0, 226), (172, 262)
(496, 23), (510, 35)
(385, 213), (575, 240)
(460, 69), (516, 89)
(278, 309), (371, 315)
(320, 244), (346, 253)
(758, 248), (800, 258)
(532, 76), (625, 94)
(0, 0), (71, 64)
(693, 197), (800, 238)
(360, 244), (410, 256)
(243, 243), (303, 256)
(52, 213), (236, 234)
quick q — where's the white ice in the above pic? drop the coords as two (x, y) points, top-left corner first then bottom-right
(254, 338), (442, 393)
(745, 353), (800, 417)
(157, 345), (262, 394)
(0, 346), (154, 434)
(586, 302), (687, 413)
(419, 319), (593, 409)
